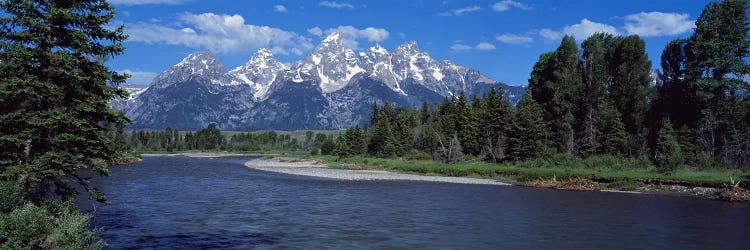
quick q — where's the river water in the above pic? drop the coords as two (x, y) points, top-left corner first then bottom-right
(83, 156), (750, 249)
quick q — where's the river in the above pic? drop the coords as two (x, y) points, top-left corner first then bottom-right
(83, 156), (750, 249)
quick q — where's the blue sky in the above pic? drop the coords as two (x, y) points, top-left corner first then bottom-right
(109, 0), (714, 86)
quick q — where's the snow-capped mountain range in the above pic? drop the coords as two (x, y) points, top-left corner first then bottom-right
(117, 32), (524, 130)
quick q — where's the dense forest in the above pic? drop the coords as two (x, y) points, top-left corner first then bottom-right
(120, 124), (336, 153)
(324, 0), (750, 172)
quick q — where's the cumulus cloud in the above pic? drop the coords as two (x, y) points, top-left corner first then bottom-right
(110, 0), (183, 5)
(126, 13), (313, 55)
(119, 69), (158, 85)
(319, 1), (354, 9)
(451, 44), (473, 51)
(539, 19), (619, 41)
(496, 33), (533, 44)
(624, 12), (695, 37)
(273, 4), (288, 13)
(307, 27), (323, 36)
(475, 42), (497, 50)
(439, 6), (482, 16)
(309, 25), (389, 49)
(491, 0), (531, 12)
(563, 19), (619, 39)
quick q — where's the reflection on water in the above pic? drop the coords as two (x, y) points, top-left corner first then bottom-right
(83, 156), (750, 249)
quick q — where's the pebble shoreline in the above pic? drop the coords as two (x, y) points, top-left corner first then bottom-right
(245, 159), (511, 186)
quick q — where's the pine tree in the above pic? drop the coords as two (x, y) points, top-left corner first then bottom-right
(655, 119), (683, 173)
(677, 125), (697, 165)
(478, 87), (513, 162)
(420, 101), (430, 124)
(598, 101), (628, 155)
(0, 0), (129, 202)
(509, 92), (552, 161)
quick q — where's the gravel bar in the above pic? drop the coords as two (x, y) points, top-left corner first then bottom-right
(245, 159), (510, 186)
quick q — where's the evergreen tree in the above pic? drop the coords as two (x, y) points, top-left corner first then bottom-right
(0, 0), (129, 202)
(509, 92), (552, 161)
(478, 87), (513, 162)
(598, 101), (628, 155)
(655, 119), (683, 173)
(677, 125), (697, 165)
(420, 101), (430, 124)
(368, 110), (393, 156)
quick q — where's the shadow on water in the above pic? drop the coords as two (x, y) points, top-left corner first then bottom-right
(81, 156), (750, 249)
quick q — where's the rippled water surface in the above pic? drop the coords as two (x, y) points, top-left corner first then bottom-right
(84, 156), (750, 249)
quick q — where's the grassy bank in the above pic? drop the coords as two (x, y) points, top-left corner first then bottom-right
(295, 155), (750, 188)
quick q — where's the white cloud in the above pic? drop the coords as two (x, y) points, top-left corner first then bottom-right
(624, 12), (695, 37)
(126, 13), (313, 55)
(319, 1), (354, 9)
(540, 19), (619, 41)
(119, 69), (158, 85)
(538, 28), (561, 40)
(563, 19), (619, 40)
(451, 44), (473, 51)
(315, 26), (389, 49)
(496, 33), (533, 44)
(110, 0), (183, 5)
(307, 27), (323, 36)
(475, 42), (497, 50)
(273, 4), (288, 13)
(491, 0), (531, 12)
(439, 6), (482, 16)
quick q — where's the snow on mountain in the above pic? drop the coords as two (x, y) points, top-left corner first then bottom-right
(118, 32), (524, 130)
(150, 50), (227, 89)
(286, 32), (366, 93)
(228, 48), (287, 100)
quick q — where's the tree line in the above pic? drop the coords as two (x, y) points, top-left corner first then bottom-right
(122, 124), (336, 153)
(328, 0), (750, 172)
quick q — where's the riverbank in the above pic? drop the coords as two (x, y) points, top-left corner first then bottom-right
(141, 152), (271, 158)
(261, 156), (750, 202)
(245, 158), (510, 185)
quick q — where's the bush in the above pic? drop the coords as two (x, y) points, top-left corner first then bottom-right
(0, 201), (103, 250)
(0, 181), (24, 213)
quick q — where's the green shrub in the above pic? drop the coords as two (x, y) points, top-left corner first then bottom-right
(0, 181), (24, 213)
(0, 201), (103, 250)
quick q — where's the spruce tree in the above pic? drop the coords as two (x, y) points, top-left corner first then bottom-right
(598, 101), (628, 155)
(509, 92), (552, 161)
(655, 119), (683, 173)
(0, 0), (129, 202)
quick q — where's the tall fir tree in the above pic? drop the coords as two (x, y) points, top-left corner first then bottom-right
(0, 0), (129, 202)
(655, 119), (683, 173)
(509, 92), (552, 161)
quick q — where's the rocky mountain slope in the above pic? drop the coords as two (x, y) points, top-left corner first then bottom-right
(118, 32), (524, 130)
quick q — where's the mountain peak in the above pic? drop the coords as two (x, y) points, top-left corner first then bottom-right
(368, 44), (389, 55)
(253, 48), (274, 58)
(395, 41), (420, 54)
(322, 32), (343, 44)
